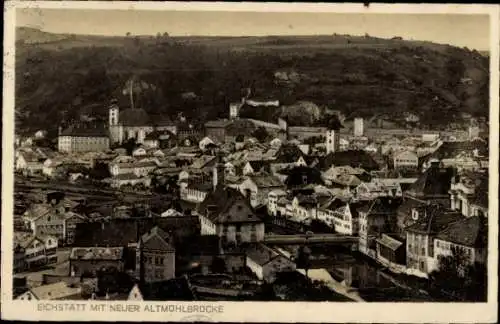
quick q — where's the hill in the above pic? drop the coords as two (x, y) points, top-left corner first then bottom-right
(14, 28), (489, 133)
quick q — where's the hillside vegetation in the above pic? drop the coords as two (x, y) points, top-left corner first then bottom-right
(15, 27), (489, 133)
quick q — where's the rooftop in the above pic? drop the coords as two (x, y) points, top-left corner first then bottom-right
(70, 247), (124, 261)
(249, 174), (284, 188)
(197, 186), (262, 224)
(436, 216), (487, 248)
(245, 243), (285, 266)
(29, 281), (82, 300)
(405, 205), (464, 235)
(60, 124), (108, 137)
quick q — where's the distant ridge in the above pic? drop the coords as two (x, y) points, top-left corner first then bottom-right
(16, 27), (70, 44)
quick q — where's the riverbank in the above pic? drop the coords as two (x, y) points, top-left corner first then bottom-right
(296, 268), (364, 302)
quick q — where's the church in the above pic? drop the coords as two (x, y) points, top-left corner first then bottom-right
(108, 77), (177, 145)
(108, 103), (176, 145)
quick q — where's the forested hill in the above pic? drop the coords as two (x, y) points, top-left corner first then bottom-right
(15, 27), (489, 133)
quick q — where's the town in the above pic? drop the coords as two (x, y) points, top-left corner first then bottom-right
(13, 79), (489, 302)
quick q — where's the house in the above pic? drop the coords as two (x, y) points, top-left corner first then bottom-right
(160, 209), (184, 218)
(69, 247), (125, 277)
(58, 123), (110, 153)
(317, 200), (364, 235)
(15, 149), (47, 175)
(34, 130), (48, 139)
(358, 198), (402, 258)
(136, 226), (176, 283)
(196, 185), (265, 246)
(421, 140), (488, 171)
(242, 161), (271, 176)
(339, 138), (350, 151)
(110, 173), (152, 188)
(318, 150), (380, 172)
(405, 163), (455, 202)
(354, 180), (402, 201)
(267, 189), (288, 216)
(239, 175), (285, 208)
(272, 144), (305, 166)
(288, 195), (317, 223)
(405, 205), (463, 277)
(180, 182), (212, 204)
(13, 232), (58, 270)
(282, 166), (324, 190)
(142, 131), (161, 149)
(16, 281), (82, 300)
(109, 159), (158, 177)
(363, 143), (378, 154)
(190, 155), (217, 171)
(449, 170), (489, 218)
(322, 165), (361, 184)
(433, 216), (487, 267)
(42, 158), (67, 178)
(224, 162), (237, 177)
(375, 234), (406, 270)
(330, 173), (362, 189)
(127, 276), (196, 301)
(22, 204), (86, 244)
(199, 136), (216, 151)
(132, 147), (148, 157)
(245, 243), (296, 282)
(269, 138), (282, 148)
(393, 150), (419, 169)
(204, 120), (232, 143)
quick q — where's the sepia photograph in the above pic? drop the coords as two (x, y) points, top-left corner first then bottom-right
(2, 1), (498, 323)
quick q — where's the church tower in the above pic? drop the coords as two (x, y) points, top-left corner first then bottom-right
(325, 114), (342, 154)
(213, 153), (225, 191)
(108, 102), (121, 145)
(109, 104), (119, 126)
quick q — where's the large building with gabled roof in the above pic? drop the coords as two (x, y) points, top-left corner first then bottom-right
(196, 183), (265, 246)
(109, 103), (177, 145)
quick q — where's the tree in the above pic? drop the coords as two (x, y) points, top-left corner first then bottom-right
(429, 246), (487, 301)
(210, 257), (226, 274)
(251, 126), (270, 143)
(309, 219), (333, 233)
(296, 246), (312, 279)
(122, 138), (138, 156)
(90, 162), (111, 180)
(126, 32), (131, 37)
(445, 56), (466, 88)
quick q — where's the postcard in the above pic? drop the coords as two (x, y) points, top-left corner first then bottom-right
(2, 1), (499, 323)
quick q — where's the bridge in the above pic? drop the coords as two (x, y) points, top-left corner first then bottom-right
(263, 233), (358, 245)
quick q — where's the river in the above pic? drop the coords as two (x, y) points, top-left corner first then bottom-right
(307, 245), (435, 302)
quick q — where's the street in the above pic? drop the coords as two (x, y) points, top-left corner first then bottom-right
(15, 248), (71, 287)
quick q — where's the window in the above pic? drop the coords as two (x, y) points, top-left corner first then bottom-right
(421, 247), (425, 255)
(420, 261), (425, 272)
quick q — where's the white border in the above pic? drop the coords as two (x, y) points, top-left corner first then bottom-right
(2, 2), (499, 323)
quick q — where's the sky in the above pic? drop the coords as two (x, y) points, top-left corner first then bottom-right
(16, 8), (490, 51)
